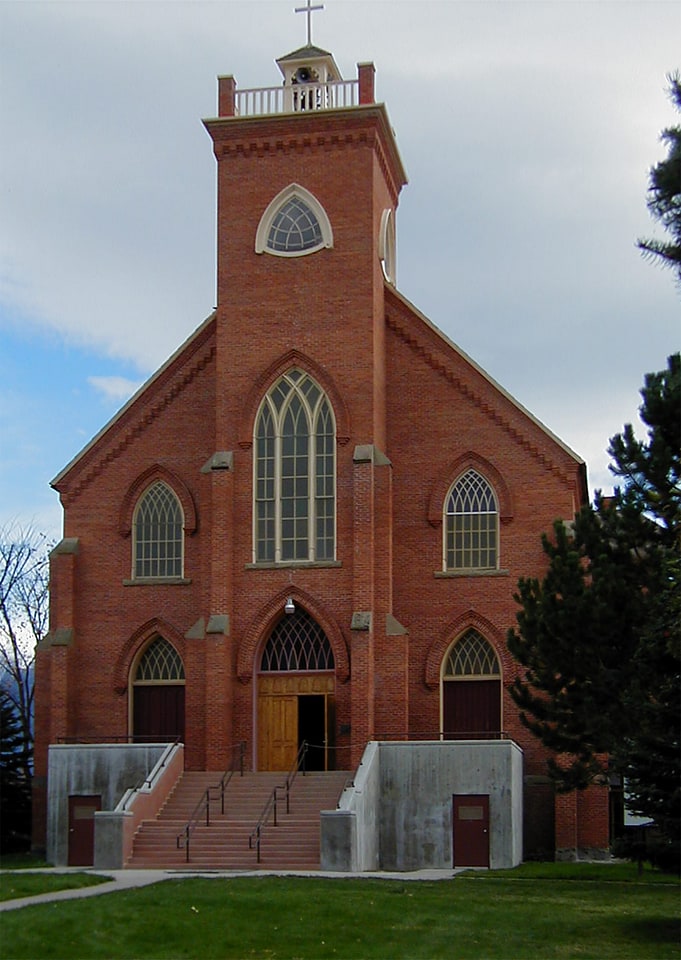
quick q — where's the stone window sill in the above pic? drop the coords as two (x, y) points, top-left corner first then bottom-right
(434, 569), (509, 579)
(245, 561), (342, 570)
(123, 577), (192, 586)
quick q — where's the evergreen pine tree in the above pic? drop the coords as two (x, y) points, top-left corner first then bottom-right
(0, 689), (32, 852)
(637, 73), (681, 283)
(507, 354), (680, 864)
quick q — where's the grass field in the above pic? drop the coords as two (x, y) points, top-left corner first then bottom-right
(0, 864), (678, 959)
(0, 870), (109, 902)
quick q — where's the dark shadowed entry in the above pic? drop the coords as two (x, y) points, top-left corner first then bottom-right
(257, 609), (335, 771)
(132, 636), (185, 741)
(442, 629), (501, 738)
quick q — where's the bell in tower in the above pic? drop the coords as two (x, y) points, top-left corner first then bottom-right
(277, 44), (343, 112)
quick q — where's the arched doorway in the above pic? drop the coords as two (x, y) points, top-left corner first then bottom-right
(131, 635), (185, 742)
(257, 608), (335, 771)
(441, 629), (501, 739)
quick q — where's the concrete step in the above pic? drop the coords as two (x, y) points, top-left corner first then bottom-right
(126, 769), (350, 871)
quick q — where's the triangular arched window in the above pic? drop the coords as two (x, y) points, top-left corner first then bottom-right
(255, 184), (333, 258)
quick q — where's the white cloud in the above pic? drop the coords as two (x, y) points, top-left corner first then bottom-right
(87, 376), (144, 405)
(0, 0), (679, 535)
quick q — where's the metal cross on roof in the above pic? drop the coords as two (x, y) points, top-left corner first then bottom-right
(294, 0), (324, 46)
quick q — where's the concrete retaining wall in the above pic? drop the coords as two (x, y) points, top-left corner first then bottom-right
(321, 740), (380, 870)
(321, 740), (523, 872)
(47, 743), (183, 866)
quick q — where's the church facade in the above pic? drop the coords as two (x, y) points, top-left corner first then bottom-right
(34, 41), (610, 864)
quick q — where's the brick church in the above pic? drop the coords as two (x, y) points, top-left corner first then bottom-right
(34, 22), (610, 869)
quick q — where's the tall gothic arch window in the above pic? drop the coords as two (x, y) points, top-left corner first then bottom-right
(442, 629), (501, 739)
(445, 469), (498, 571)
(254, 369), (336, 563)
(133, 481), (184, 579)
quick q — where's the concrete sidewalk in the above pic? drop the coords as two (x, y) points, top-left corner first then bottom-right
(0, 867), (459, 912)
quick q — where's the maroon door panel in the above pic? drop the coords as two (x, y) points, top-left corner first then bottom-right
(453, 794), (490, 867)
(68, 795), (101, 866)
(443, 680), (500, 738)
(133, 685), (185, 742)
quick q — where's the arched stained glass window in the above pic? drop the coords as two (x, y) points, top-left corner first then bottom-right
(255, 184), (333, 258)
(133, 481), (183, 579)
(255, 369), (335, 563)
(261, 610), (334, 672)
(443, 629), (500, 678)
(135, 636), (185, 683)
(445, 470), (498, 570)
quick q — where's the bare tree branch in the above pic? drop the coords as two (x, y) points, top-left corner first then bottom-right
(0, 524), (51, 776)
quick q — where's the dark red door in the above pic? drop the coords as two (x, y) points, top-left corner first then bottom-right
(443, 680), (500, 738)
(133, 685), (185, 741)
(453, 794), (490, 867)
(68, 795), (101, 866)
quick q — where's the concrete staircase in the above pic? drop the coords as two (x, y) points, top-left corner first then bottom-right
(126, 769), (351, 871)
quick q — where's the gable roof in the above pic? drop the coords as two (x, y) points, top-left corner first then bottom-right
(277, 44), (335, 62)
(51, 311), (216, 490)
(385, 284), (587, 497)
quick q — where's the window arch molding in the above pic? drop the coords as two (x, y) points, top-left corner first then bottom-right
(119, 466), (197, 537)
(113, 617), (186, 694)
(237, 590), (350, 683)
(260, 608), (334, 673)
(427, 453), (512, 528)
(424, 611), (506, 689)
(238, 350), (350, 448)
(441, 629), (501, 682)
(255, 183), (333, 258)
(131, 634), (185, 685)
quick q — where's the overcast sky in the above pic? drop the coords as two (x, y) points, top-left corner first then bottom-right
(1, 0), (679, 542)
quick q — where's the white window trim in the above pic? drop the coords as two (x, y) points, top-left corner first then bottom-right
(255, 183), (334, 258)
(378, 208), (396, 284)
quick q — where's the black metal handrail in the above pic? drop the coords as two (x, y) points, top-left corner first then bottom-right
(176, 741), (245, 863)
(248, 741), (308, 863)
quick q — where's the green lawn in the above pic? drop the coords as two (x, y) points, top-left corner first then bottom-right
(0, 865), (678, 959)
(0, 871), (110, 903)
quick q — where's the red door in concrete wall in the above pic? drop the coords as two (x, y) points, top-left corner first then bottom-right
(453, 794), (490, 867)
(133, 685), (185, 742)
(443, 680), (500, 738)
(68, 795), (101, 866)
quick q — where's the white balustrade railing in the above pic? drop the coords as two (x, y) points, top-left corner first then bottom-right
(235, 79), (359, 117)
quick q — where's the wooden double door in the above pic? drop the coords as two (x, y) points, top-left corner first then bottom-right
(257, 674), (335, 771)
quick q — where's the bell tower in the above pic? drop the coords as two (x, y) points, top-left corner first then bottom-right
(203, 42), (407, 453)
(202, 32), (409, 756)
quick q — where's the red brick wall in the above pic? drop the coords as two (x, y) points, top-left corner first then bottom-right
(35, 96), (608, 856)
